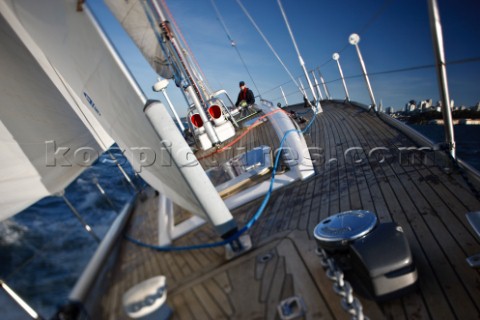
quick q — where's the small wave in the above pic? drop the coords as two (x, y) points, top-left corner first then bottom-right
(77, 192), (101, 211)
(76, 178), (89, 185)
(0, 220), (28, 245)
(100, 158), (117, 164)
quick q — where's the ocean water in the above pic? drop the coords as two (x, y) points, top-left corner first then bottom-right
(409, 124), (480, 170)
(0, 125), (479, 319)
(0, 148), (140, 318)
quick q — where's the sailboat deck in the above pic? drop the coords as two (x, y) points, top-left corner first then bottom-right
(100, 101), (480, 319)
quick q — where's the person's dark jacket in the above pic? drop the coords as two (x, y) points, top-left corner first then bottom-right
(235, 87), (255, 107)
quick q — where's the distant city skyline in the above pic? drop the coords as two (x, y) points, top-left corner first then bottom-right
(91, 0), (480, 117)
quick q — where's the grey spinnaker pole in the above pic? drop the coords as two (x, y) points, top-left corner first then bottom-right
(349, 33), (376, 111)
(277, 0), (322, 112)
(427, 0), (456, 159)
(332, 53), (350, 101)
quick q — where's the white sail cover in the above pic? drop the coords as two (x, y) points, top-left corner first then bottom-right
(0, 0), (235, 233)
(104, 0), (174, 79)
(0, 6), (113, 220)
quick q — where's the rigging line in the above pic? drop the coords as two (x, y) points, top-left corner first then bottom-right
(318, 0), (394, 68)
(323, 63), (437, 84)
(368, 63), (435, 77)
(235, 0), (303, 95)
(141, 1), (181, 84)
(358, 0), (395, 35)
(160, 0), (211, 91)
(277, 0), (318, 106)
(3, 239), (54, 281)
(270, 88), (305, 102)
(261, 79), (295, 96)
(210, 0), (261, 96)
(318, 43), (351, 68)
(235, 46), (262, 95)
(262, 70), (323, 97)
(447, 56), (480, 66)
(149, 1), (207, 105)
(272, 86), (308, 101)
(265, 56), (480, 95)
(249, 0), (396, 97)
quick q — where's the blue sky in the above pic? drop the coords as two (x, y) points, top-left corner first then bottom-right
(92, 0), (480, 116)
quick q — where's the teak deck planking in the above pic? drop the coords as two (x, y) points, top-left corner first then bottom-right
(100, 101), (480, 319)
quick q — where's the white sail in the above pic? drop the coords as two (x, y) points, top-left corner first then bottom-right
(0, 0), (236, 235)
(0, 9), (112, 220)
(103, 0), (174, 80)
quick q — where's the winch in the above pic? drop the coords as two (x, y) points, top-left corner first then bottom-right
(313, 210), (418, 299)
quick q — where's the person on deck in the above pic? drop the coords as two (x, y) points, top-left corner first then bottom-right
(235, 81), (255, 108)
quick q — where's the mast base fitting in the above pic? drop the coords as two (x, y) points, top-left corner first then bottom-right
(225, 234), (252, 260)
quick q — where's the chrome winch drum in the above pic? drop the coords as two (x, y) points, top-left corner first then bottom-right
(313, 210), (377, 251)
(314, 210), (417, 299)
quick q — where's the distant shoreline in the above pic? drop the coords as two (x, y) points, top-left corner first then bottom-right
(395, 110), (480, 125)
(425, 119), (480, 125)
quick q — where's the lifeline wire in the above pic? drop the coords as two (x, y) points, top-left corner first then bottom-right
(264, 56), (480, 102)
(125, 108), (317, 251)
(260, 0), (395, 95)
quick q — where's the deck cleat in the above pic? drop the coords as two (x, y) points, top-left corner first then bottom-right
(122, 276), (171, 319)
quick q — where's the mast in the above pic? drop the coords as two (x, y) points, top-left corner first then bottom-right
(427, 0), (456, 158)
(150, 0), (221, 145)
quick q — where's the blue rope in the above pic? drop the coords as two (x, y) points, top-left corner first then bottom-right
(125, 109), (317, 251)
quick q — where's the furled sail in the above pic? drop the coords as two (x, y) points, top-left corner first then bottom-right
(103, 0), (174, 79)
(0, 0), (236, 235)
